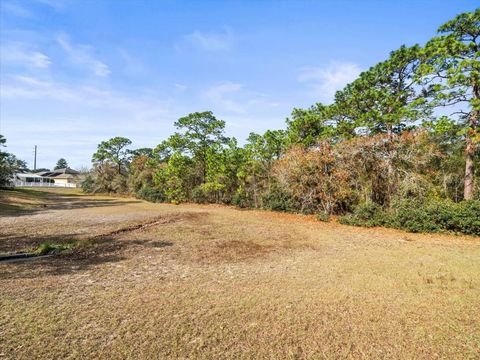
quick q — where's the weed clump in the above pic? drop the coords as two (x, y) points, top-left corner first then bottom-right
(34, 242), (76, 255)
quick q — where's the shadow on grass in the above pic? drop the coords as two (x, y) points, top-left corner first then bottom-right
(0, 203), (34, 217)
(45, 198), (142, 211)
(0, 193), (142, 218)
(0, 233), (174, 280)
(128, 239), (174, 248)
(0, 232), (77, 254)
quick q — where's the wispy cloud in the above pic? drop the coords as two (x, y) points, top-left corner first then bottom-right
(117, 49), (145, 76)
(297, 61), (362, 102)
(1, 73), (173, 168)
(1, 0), (68, 19)
(180, 28), (234, 51)
(203, 81), (246, 113)
(174, 83), (187, 93)
(202, 81), (279, 114)
(56, 33), (110, 77)
(1, 1), (32, 18)
(35, 0), (69, 11)
(12, 75), (52, 87)
(2, 74), (171, 114)
(0, 42), (51, 69)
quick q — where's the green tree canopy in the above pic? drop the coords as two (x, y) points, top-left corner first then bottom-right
(339, 45), (429, 136)
(92, 136), (132, 175)
(130, 147), (154, 159)
(420, 9), (480, 199)
(285, 103), (336, 147)
(54, 158), (69, 170)
(0, 135), (28, 187)
(155, 111), (228, 183)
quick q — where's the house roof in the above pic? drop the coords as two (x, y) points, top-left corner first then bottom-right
(35, 167), (80, 177)
(54, 167), (80, 175)
(16, 173), (44, 178)
(53, 174), (75, 179)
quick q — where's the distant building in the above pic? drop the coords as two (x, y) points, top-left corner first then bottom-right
(13, 168), (82, 188)
(51, 173), (78, 186)
(36, 168), (80, 178)
(14, 173), (52, 186)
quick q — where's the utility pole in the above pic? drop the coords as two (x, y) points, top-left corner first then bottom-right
(33, 145), (37, 171)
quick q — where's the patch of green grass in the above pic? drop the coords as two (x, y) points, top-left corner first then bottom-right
(34, 242), (76, 255)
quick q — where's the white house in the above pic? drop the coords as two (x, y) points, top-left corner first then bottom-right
(13, 168), (81, 188)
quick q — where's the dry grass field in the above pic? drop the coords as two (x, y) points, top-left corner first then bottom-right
(1, 188), (479, 359)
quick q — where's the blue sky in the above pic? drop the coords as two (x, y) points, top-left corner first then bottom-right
(0, 0), (477, 170)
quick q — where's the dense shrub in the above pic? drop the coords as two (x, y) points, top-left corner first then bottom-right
(81, 174), (94, 193)
(390, 200), (441, 233)
(128, 155), (155, 194)
(273, 144), (356, 214)
(339, 202), (386, 227)
(410, 200), (480, 235)
(316, 212), (330, 222)
(231, 188), (249, 208)
(340, 200), (480, 235)
(261, 184), (300, 213)
(192, 182), (227, 204)
(135, 187), (165, 203)
(191, 185), (209, 204)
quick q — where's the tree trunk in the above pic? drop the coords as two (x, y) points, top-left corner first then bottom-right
(464, 84), (478, 200)
(464, 137), (475, 200)
(385, 124), (395, 207)
(252, 172), (258, 208)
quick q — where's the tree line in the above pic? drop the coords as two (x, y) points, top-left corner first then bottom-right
(83, 10), (479, 235)
(2, 10), (478, 234)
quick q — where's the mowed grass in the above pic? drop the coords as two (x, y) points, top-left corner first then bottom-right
(0, 188), (479, 359)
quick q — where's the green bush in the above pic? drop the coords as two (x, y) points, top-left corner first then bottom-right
(316, 212), (330, 222)
(390, 200), (441, 233)
(191, 185), (209, 204)
(136, 187), (165, 203)
(81, 175), (94, 193)
(338, 202), (385, 227)
(340, 199), (480, 236)
(449, 200), (480, 235)
(262, 184), (299, 212)
(232, 188), (252, 208)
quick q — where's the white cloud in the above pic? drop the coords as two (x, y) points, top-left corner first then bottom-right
(31, 52), (51, 68)
(0, 42), (51, 68)
(1, 74), (171, 114)
(1, 74), (174, 168)
(182, 28), (234, 51)
(56, 33), (110, 77)
(12, 75), (52, 87)
(35, 0), (68, 11)
(297, 61), (362, 102)
(174, 83), (187, 93)
(202, 81), (281, 115)
(1, 1), (32, 17)
(203, 81), (245, 113)
(118, 48), (148, 76)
